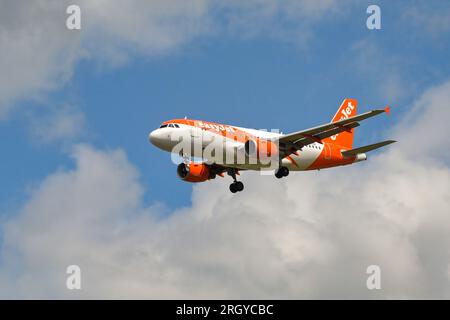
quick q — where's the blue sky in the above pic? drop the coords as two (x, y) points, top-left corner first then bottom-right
(1, 1), (448, 212)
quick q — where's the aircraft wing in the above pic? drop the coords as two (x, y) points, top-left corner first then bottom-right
(277, 107), (390, 152)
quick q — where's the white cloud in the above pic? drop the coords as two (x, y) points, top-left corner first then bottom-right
(0, 0), (358, 119)
(349, 39), (408, 103)
(215, 0), (352, 44)
(393, 80), (450, 161)
(1, 80), (450, 299)
(0, 0), (356, 146)
(28, 105), (85, 144)
(402, 5), (450, 36)
(79, 0), (212, 65)
(0, 0), (211, 118)
(0, 1), (83, 118)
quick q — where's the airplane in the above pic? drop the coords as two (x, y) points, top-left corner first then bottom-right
(149, 98), (396, 193)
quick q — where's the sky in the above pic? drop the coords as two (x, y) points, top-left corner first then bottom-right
(0, 0), (449, 298)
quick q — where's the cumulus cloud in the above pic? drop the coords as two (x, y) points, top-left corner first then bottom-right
(28, 104), (85, 144)
(349, 39), (409, 103)
(0, 0), (359, 119)
(1, 80), (449, 299)
(214, 0), (349, 42)
(0, 0), (211, 118)
(0, 1), (82, 118)
(79, 0), (211, 65)
(402, 4), (450, 36)
(0, 0), (356, 148)
(393, 80), (450, 160)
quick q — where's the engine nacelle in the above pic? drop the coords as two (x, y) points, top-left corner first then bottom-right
(354, 153), (367, 162)
(244, 139), (279, 159)
(177, 162), (212, 183)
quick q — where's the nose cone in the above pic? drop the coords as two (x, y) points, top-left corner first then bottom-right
(149, 129), (159, 145)
(149, 129), (166, 149)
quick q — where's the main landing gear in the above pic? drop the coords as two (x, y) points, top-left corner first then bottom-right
(275, 166), (289, 179)
(230, 181), (244, 193)
(228, 169), (244, 193)
(225, 166), (289, 193)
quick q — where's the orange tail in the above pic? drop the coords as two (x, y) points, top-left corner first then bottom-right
(322, 98), (357, 149)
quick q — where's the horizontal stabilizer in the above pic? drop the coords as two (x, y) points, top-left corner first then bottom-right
(341, 140), (396, 157)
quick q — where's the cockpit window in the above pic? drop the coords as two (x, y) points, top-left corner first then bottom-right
(160, 123), (180, 128)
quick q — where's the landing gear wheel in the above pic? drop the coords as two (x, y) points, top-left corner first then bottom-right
(229, 181), (244, 193)
(275, 167), (289, 179)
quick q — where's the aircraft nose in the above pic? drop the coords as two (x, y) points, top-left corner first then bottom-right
(149, 129), (167, 149)
(149, 129), (159, 145)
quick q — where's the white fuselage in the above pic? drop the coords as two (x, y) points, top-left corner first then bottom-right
(149, 122), (329, 171)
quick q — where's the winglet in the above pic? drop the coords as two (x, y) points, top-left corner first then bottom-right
(384, 106), (391, 115)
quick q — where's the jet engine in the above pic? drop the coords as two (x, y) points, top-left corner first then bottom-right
(177, 162), (213, 183)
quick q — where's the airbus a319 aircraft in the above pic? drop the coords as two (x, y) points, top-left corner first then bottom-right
(149, 99), (395, 193)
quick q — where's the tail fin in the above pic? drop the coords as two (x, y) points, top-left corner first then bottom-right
(322, 98), (357, 149)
